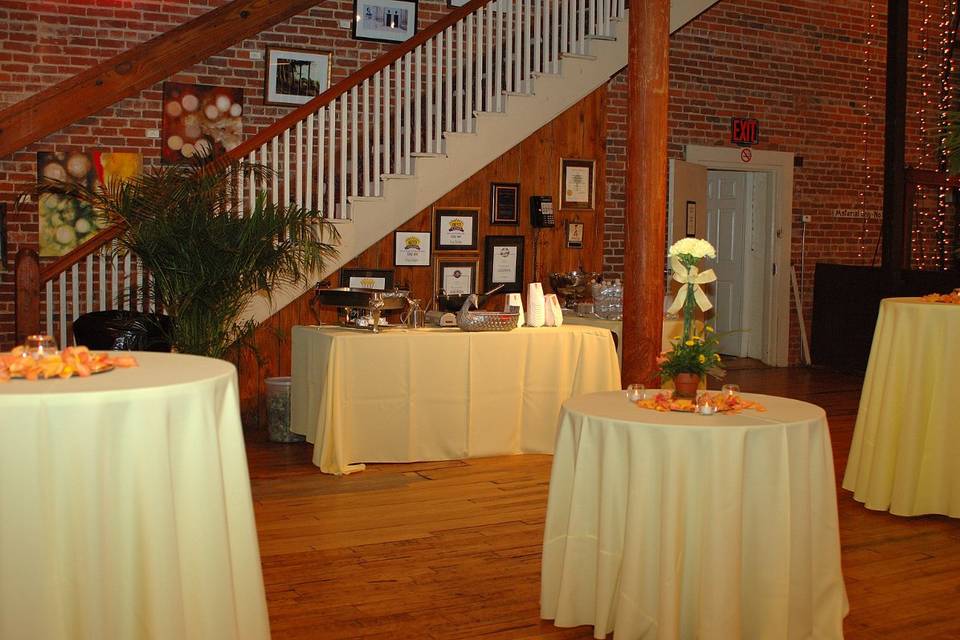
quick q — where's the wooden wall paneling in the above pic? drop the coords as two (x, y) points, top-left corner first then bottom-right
(237, 338), (261, 429)
(254, 313), (282, 429)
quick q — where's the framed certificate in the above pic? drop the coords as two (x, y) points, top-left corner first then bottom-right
(490, 182), (520, 225)
(685, 201), (697, 237)
(435, 257), (479, 296)
(483, 235), (524, 294)
(560, 158), (595, 210)
(394, 231), (431, 266)
(434, 206), (479, 250)
(339, 268), (394, 290)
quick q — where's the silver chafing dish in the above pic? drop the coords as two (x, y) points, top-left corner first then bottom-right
(311, 285), (409, 332)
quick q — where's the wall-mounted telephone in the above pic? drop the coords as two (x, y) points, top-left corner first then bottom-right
(530, 195), (555, 228)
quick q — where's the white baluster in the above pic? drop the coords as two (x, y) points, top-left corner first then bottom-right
(71, 265), (79, 325)
(306, 114), (314, 209)
(505, 0), (513, 92)
(426, 40), (434, 153)
(98, 252), (106, 310)
(523, 0), (531, 91)
(58, 273), (67, 347)
(328, 102), (336, 218)
(111, 253), (119, 311)
(456, 20), (463, 131)
(282, 130), (290, 207)
(271, 136), (279, 207)
(495, 1), (504, 110)
(534, 0), (542, 75)
(318, 107), (326, 215)
(577, 0), (584, 54)
(238, 155), (245, 216)
(475, 9), (483, 116)
(485, 5), (494, 111)
(351, 86), (359, 197)
(552, 0), (559, 72)
(123, 252), (132, 310)
(86, 254), (93, 314)
(414, 48), (422, 155)
(394, 59), (401, 174)
(436, 33), (444, 150)
(135, 259), (143, 312)
(514, 0), (522, 91)
(373, 72), (382, 194)
(466, 14), (474, 132)
(340, 94), (348, 218)
(384, 64), (391, 175)
(445, 28), (453, 134)
(248, 151), (256, 211)
(362, 81), (370, 196)
(45, 280), (53, 337)
(296, 121), (303, 208)
(403, 52), (412, 174)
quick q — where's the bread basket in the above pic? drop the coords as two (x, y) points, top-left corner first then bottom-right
(456, 294), (519, 332)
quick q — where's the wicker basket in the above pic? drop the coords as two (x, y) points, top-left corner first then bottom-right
(455, 293), (519, 331)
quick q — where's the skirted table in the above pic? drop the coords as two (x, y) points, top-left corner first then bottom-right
(843, 297), (960, 517)
(291, 324), (621, 474)
(541, 391), (848, 639)
(0, 352), (270, 640)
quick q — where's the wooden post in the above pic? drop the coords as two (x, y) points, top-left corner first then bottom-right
(621, 0), (669, 387)
(15, 248), (41, 343)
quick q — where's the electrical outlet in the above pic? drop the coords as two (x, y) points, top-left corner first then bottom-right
(801, 215), (812, 224)
(339, 19), (351, 29)
(145, 129), (160, 139)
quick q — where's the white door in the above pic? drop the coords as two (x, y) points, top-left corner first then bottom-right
(707, 171), (749, 356)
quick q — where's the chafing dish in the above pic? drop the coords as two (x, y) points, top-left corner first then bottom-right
(548, 270), (602, 309)
(311, 285), (409, 332)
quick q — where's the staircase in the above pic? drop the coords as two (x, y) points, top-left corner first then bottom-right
(17, 0), (718, 345)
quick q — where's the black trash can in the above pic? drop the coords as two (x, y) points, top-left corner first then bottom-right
(72, 310), (173, 352)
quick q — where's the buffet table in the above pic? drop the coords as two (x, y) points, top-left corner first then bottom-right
(541, 391), (848, 639)
(0, 352), (270, 640)
(843, 297), (960, 517)
(561, 313), (695, 365)
(291, 325), (621, 474)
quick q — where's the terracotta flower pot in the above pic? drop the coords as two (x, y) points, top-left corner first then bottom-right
(673, 373), (701, 398)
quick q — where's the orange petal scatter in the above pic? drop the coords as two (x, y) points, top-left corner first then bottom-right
(0, 346), (138, 382)
(921, 292), (960, 304)
(635, 391), (766, 414)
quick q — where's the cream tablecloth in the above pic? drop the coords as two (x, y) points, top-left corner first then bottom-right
(291, 325), (621, 474)
(0, 352), (270, 640)
(843, 297), (960, 517)
(541, 391), (847, 640)
(560, 313), (690, 366)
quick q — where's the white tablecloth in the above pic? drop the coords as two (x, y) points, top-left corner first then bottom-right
(0, 352), (270, 640)
(843, 297), (960, 516)
(560, 313), (692, 366)
(541, 391), (847, 640)
(291, 325), (621, 474)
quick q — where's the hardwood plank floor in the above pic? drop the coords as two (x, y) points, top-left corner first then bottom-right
(246, 362), (960, 639)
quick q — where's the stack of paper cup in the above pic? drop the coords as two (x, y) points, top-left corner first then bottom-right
(526, 282), (546, 327)
(504, 293), (525, 327)
(544, 294), (564, 326)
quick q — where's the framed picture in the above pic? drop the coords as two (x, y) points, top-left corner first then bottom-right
(394, 231), (431, 267)
(685, 200), (697, 237)
(566, 221), (584, 248)
(435, 256), (479, 296)
(490, 182), (520, 225)
(483, 235), (525, 294)
(352, 0), (418, 44)
(434, 206), (479, 251)
(448, 0), (470, 7)
(559, 158), (595, 210)
(339, 268), (394, 290)
(264, 47), (331, 106)
(161, 82), (243, 163)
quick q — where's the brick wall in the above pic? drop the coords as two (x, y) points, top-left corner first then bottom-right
(0, 0), (450, 347)
(603, 0), (953, 365)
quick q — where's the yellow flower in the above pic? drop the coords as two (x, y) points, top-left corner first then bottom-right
(705, 326), (714, 333)
(714, 354), (721, 361)
(672, 335), (680, 340)
(698, 355), (706, 363)
(685, 340), (695, 346)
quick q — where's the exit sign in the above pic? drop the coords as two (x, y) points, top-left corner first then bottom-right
(731, 117), (759, 146)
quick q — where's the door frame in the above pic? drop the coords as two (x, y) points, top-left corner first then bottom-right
(684, 145), (794, 367)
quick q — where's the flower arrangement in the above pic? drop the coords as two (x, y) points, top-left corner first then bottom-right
(659, 238), (725, 388)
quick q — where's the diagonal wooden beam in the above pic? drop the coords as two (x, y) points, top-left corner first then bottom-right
(0, 0), (325, 160)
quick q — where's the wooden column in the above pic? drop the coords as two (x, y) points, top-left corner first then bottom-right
(621, 0), (670, 387)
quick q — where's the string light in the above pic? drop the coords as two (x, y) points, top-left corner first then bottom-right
(913, 0), (932, 268)
(935, 0), (956, 271)
(857, 0), (878, 260)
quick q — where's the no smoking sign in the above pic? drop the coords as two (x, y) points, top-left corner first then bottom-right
(740, 148), (752, 163)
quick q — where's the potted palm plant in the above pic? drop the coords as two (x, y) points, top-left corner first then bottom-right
(32, 154), (339, 358)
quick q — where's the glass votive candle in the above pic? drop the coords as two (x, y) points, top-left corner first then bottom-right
(626, 383), (645, 402)
(721, 384), (741, 399)
(696, 390), (717, 415)
(23, 334), (58, 359)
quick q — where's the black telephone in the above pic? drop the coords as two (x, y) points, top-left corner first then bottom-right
(530, 195), (555, 228)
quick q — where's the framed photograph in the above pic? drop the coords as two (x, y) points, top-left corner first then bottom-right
(394, 231), (431, 267)
(560, 158), (595, 210)
(483, 235), (525, 294)
(490, 182), (520, 225)
(685, 200), (697, 237)
(435, 257), (479, 296)
(566, 221), (584, 248)
(339, 268), (394, 290)
(434, 206), (479, 251)
(352, 0), (418, 44)
(161, 82), (243, 163)
(448, 0), (469, 5)
(264, 47), (331, 106)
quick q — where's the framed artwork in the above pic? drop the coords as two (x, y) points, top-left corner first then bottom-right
(490, 182), (520, 225)
(0, 203), (6, 271)
(559, 158), (595, 210)
(435, 256), (479, 296)
(339, 268), (395, 290)
(685, 200), (697, 237)
(434, 206), (479, 251)
(352, 0), (418, 44)
(161, 82), (243, 163)
(448, 0), (470, 7)
(483, 235), (525, 294)
(566, 221), (584, 248)
(36, 151), (142, 257)
(264, 47), (331, 106)
(394, 231), (431, 267)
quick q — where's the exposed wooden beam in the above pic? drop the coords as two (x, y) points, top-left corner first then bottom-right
(881, 0), (908, 276)
(0, 0), (324, 160)
(621, 0), (670, 387)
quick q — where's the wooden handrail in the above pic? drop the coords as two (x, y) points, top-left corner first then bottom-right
(0, 0), (326, 160)
(39, 225), (125, 283)
(229, 0), (493, 160)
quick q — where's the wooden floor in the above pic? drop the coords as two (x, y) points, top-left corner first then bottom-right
(246, 362), (960, 639)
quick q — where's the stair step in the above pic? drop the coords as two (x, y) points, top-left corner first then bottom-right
(587, 34), (617, 41)
(560, 52), (597, 61)
(503, 91), (534, 97)
(381, 173), (416, 180)
(348, 195), (384, 203)
(443, 131), (477, 139)
(411, 152), (445, 158)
